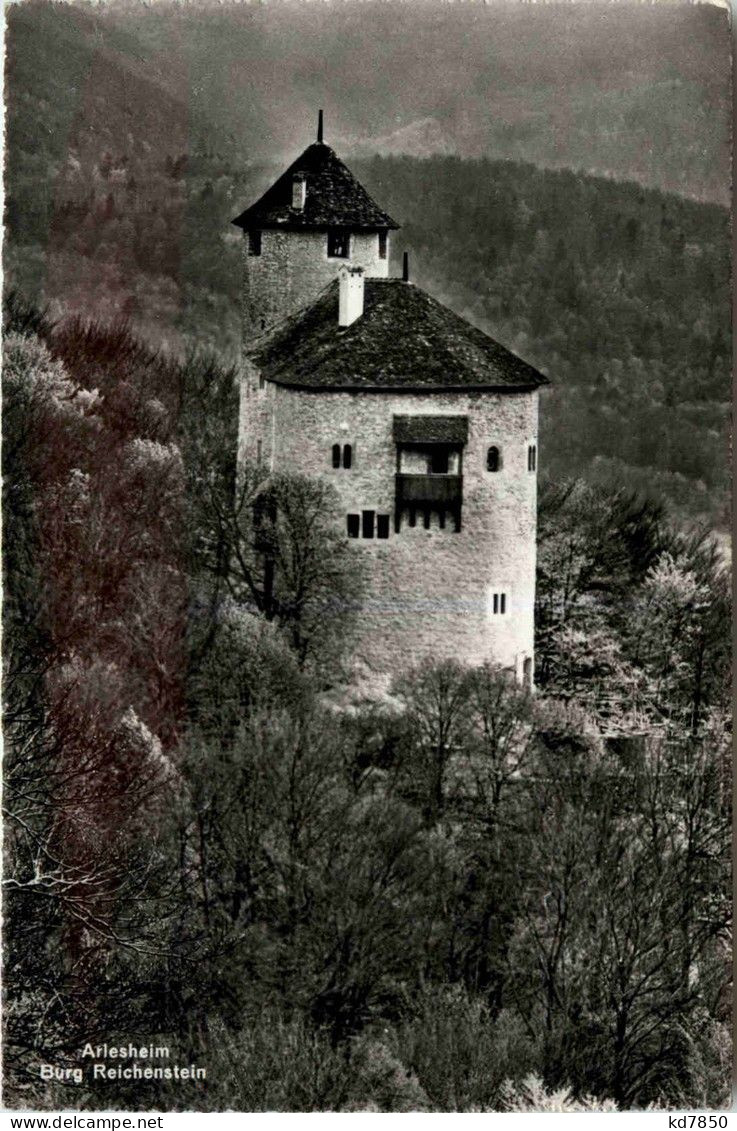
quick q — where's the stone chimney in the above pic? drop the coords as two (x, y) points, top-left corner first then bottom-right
(292, 173), (306, 211)
(338, 266), (365, 327)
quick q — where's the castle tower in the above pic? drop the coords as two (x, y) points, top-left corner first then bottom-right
(233, 126), (548, 687)
(233, 111), (399, 338)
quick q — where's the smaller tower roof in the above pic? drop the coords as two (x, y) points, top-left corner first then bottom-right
(232, 142), (399, 232)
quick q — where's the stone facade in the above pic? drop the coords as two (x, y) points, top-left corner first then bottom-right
(242, 229), (389, 337)
(235, 139), (543, 685)
(238, 376), (538, 681)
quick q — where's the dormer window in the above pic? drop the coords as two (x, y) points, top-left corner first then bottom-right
(327, 229), (350, 259)
(292, 174), (306, 211)
(248, 230), (262, 257)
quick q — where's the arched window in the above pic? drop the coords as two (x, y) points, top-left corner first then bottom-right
(343, 443), (352, 469)
(332, 443), (341, 469)
(486, 446), (500, 472)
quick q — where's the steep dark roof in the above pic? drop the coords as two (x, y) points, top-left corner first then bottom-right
(232, 143), (399, 231)
(247, 279), (549, 392)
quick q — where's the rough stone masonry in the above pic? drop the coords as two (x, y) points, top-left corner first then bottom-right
(232, 117), (548, 685)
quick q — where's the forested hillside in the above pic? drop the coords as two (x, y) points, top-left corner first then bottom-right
(6, 141), (730, 524)
(356, 156), (731, 527)
(4, 0), (732, 1112)
(5, 1), (730, 527)
(7, 0), (731, 199)
(4, 303), (731, 1110)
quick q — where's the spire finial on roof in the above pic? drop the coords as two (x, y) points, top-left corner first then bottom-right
(402, 251), (410, 282)
(317, 108), (324, 144)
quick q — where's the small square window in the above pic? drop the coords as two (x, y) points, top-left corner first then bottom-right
(378, 231), (388, 260)
(362, 510), (375, 539)
(327, 229), (350, 258)
(347, 514), (360, 538)
(248, 230), (262, 256)
(377, 514), (390, 539)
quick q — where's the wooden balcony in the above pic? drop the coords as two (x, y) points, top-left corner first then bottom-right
(396, 473), (463, 507)
(395, 474), (463, 532)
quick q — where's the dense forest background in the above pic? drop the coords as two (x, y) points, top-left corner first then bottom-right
(4, 0), (732, 528)
(3, 302), (731, 1111)
(3, 0), (732, 1112)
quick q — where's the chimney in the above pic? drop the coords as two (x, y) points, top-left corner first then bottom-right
(292, 173), (306, 211)
(338, 266), (365, 328)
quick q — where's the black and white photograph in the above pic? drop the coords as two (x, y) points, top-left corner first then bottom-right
(2, 0), (732, 1114)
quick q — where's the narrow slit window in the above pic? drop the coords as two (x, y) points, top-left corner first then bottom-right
(362, 510), (375, 539)
(256, 440), (262, 465)
(377, 514), (390, 539)
(491, 592), (507, 615)
(248, 229), (262, 256)
(343, 443), (352, 469)
(332, 444), (341, 469)
(347, 514), (360, 539)
(259, 375), (265, 390)
(528, 444), (537, 472)
(378, 231), (388, 260)
(486, 446), (500, 472)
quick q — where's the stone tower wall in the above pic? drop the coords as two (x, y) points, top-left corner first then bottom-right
(239, 379), (539, 680)
(242, 230), (389, 339)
